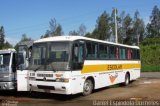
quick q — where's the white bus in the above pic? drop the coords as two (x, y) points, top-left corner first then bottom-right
(27, 36), (140, 95)
(0, 49), (16, 90)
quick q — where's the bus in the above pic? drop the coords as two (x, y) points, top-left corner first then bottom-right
(26, 36), (140, 95)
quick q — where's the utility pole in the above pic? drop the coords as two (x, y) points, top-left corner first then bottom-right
(137, 34), (140, 46)
(114, 8), (118, 43)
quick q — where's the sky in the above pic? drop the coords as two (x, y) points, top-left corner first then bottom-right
(0, 0), (160, 46)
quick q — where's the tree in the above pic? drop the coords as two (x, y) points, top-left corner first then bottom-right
(69, 24), (87, 36)
(0, 26), (13, 49)
(78, 24), (86, 36)
(0, 26), (5, 49)
(49, 18), (57, 35)
(123, 14), (134, 45)
(14, 34), (32, 50)
(146, 5), (160, 38)
(69, 30), (79, 35)
(85, 32), (92, 38)
(41, 30), (51, 38)
(41, 18), (64, 38)
(96, 11), (111, 40)
(118, 11), (126, 43)
(54, 24), (63, 36)
(3, 41), (13, 49)
(49, 18), (63, 36)
(21, 34), (32, 42)
(133, 10), (145, 45)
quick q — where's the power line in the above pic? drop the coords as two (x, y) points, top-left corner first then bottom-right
(4, 7), (153, 36)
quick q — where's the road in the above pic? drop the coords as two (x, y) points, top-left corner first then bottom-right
(0, 72), (160, 106)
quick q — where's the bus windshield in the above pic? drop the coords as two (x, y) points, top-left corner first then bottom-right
(0, 53), (11, 67)
(28, 42), (69, 71)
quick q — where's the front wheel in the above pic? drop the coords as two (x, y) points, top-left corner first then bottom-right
(82, 79), (93, 96)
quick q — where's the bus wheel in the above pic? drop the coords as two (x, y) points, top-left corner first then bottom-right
(124, 73), (130, 86)
(83, 79), (93, 96)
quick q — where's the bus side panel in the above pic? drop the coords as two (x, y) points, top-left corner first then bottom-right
(94, 72), (114, 89)
(70, 71), (85, 94)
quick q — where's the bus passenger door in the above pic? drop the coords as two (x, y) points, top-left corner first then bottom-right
(72, 41), (85, 70)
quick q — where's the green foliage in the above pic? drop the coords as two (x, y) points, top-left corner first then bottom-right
(0, 26), (13, 50)
(78, 24), (86, 36)
(85, 10), (145, 45)
(141, 37), (160, 46)
(141, 65), (160, 72)
(140, 37), (160, 71)
(49, 18), (63, 36)
(146, 5), (160, 38)
(96, 11), (111, 40)
(20, 34), (32, 42)
(3, 41), (13, 49)
(140, 45), (160, 65)
(14, 34), (32, 51)
(122, 14), (134, 45)
(69, 30), (79, 35)
(133, 10), (145, 45)
(69, 24), (86, 36)
(0, 26), (5, 49)
(41, 18), (63, 38)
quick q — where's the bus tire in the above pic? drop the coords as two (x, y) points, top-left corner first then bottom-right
(82, 79), (93, 96)
(124, 73), (130, 86)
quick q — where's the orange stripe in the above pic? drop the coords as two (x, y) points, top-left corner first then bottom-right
(81, 64), (141, 73)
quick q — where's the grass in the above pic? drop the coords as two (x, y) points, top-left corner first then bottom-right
(141, 65), (160, 72)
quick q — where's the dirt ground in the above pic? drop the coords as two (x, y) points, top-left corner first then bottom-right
(0, 72), (160, 106)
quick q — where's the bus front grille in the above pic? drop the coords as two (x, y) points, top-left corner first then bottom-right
(37, 74), (53, 78)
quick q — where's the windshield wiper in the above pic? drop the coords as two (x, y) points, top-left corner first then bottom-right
(33, 65), (44, 72)
(46, 59), (56, 72)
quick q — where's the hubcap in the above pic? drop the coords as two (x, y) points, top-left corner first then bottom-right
(126, 75), (129, 85)
(84, 81), (90, 92)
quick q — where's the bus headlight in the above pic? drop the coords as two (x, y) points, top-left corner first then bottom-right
(56, 78), (69, 83)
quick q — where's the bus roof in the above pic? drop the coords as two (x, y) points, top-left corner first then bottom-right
(34, 36), (139, 49)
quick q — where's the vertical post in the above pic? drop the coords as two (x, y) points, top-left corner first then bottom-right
(114, 8), (118, 43)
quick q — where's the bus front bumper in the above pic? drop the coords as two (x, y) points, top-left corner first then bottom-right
(29, 81), (71, 95)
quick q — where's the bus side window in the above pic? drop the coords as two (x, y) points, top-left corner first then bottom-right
(119, 47), (122, 60)
(127, 49), (133, 60)
(86, 42), (98, 60)
(116, 47), (119, 59)
(132, 49), (136, 59)
(98, 44), (109, 59)
(136, 50), (140, 59)
(127, 49), (130, 60)
(110, 45), (116, 59)
(86, 42), (92, 59)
